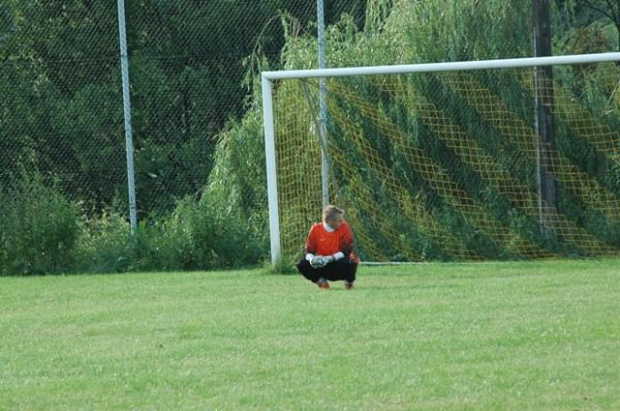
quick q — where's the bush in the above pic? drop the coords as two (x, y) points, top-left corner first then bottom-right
(133, 196), (267, 271)
(0, 173), (81, 275)
(0, 171), (267, 275)
(76, 211), (135, 273)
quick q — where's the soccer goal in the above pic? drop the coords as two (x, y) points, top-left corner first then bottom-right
(262, 52), (620, 265)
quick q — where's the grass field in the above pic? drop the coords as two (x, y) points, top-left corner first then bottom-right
(1, 261), (618, 410)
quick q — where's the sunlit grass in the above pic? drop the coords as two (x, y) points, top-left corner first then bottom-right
(1, 260), (618, 410)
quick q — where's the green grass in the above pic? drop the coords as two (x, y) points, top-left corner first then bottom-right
(1, 261), (618, 410)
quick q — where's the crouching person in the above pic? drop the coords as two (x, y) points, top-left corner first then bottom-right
(296, 205), (359, 290)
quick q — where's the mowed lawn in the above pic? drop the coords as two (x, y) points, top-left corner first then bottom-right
(1, 261), (618, 411)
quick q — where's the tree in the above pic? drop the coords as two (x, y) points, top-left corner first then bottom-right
(576, 0), (620, 51)
(533, 0), (559, 238)
(1, 0), (369, 216)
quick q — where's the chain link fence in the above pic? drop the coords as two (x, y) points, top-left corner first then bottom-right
(1, 1), (617, 273)
(1, 0), (366, 218)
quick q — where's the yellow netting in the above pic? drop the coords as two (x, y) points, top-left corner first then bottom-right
(272, 63), (620, 263)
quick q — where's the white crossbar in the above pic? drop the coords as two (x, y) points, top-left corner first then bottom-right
(263, 52), (620, 81)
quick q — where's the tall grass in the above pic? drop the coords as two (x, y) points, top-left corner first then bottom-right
(0, 172), (268, 275)
(0, 173), (81, 275)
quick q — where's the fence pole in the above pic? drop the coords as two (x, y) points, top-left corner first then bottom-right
(117, 0), (137, 233)
(317, 0), (329, 207)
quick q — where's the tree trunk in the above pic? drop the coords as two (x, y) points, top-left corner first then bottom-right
(532, 0), (559, 239)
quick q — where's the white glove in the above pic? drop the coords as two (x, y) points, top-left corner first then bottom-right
(323, 255), (335, 264)
(310, 256), (327, 268)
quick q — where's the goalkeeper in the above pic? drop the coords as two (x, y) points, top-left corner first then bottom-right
(296, 205), (359, 290)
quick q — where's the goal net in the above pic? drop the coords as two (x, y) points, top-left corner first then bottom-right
(262, 53), (620, 264)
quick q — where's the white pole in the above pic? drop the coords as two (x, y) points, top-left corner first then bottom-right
(263, 52), (620, 80)
(317, 0), (329, 206)
(117, 0), (137, 233)
(262, 76), (281, 265)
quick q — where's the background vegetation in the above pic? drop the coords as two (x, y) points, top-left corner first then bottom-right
(1, 0), (619, 274)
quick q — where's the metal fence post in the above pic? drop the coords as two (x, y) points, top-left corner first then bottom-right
(317, 0), (329, 207)
(117, 0), (138, 233)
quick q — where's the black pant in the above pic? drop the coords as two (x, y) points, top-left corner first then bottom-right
(296, 258), (357, 283)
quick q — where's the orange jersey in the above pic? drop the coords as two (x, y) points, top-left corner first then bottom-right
(304, 221), (359, 262)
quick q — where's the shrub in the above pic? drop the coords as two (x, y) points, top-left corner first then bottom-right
(134, 196), (267, 271)
(0, 173), (81, 275)
(76, 211), (134, 273)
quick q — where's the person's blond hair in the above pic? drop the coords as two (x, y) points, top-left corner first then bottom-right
(322, 205), (344, 222)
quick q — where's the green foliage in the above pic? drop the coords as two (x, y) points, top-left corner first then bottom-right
(267, 0), (620, 262)
(132, 196), (266, 272)
(1, 1), (368, 216)
(2, 0), (619, 272)
(0, 1), (368, 274)
(76, 211), (134, 273)
(0, 173), (81, 275)
(208, 98), (268, 218)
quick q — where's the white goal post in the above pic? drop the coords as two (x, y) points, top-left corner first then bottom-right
(262, 52), (620, 265)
